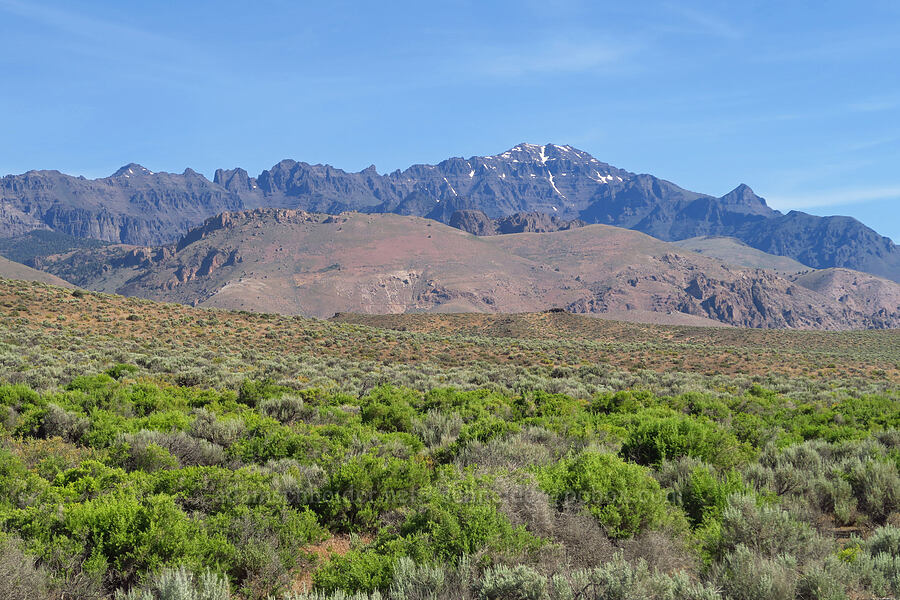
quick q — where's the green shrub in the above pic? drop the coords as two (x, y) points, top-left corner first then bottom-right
(361, 386), (418, 433)
(400, 471), (538, 559)
(537, 452), (668, 538)
(106, 363), (139, 381)
(670, 465), (747, 527)
(320, 453), (430, 531)
(238, 378), (288, 408)
(620, 415), (747, 469)
(312, 545), (399, 594)
(63, 492), (204, 588)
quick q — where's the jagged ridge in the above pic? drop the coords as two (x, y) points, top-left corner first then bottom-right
(2, 144), (898, 282)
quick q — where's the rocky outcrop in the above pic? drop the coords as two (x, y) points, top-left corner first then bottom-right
(176, 208), (326, 251)
(449, 210), (496, 236)
(565, 254), (900, 330)
(170, 249), (240, 286)
(449, 209), (585, 236)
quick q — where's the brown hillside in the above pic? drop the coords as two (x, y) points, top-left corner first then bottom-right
(0, 255), (74, 288)
(67, 209), (900, 329)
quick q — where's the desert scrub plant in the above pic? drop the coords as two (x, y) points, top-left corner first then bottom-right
(114, 430), (226, 470)
(454, 428), (559, 473)
(114, 565), (229, 600)
(259, 394), (316, 424)
(847, 458), (900, 524)
(709, 494), (830, 563)
(190, 407), (246, 447)
(546, 553), (721, 600)
(411, 409), (463, 449)
(389, 555), (476, 600)
(477, 564), (547, 599)
(710, 544), (798, 600)
(0, 534), (55, 599)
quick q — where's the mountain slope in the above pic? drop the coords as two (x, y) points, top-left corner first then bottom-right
(0, 255), (74, 287)
(672, 237), (809, 273)
(0, 165), (242, 245)
(69, 209), (900, 329)
(3, 145), (899, 282)
(735, 211), (900, 281)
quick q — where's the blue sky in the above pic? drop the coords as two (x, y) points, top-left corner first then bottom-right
(1, 1), (899, 242)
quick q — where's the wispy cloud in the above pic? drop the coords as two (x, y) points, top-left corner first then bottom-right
(0, 0), (167, 45)
(661, 4), (743, 40)
(768, 186), (900, 210)
(465, 38), (636, 78)
(849, 95), (900, 113)
(0, 0), (222, 89)
(846, 135), (900, 152)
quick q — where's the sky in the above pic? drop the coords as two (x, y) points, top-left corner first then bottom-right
(1, 1), (899, 242)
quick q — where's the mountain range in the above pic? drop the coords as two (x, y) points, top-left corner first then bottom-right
(2, 143), (899, 283)
(7, 207), (895, 330)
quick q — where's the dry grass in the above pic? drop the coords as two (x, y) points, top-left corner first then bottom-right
(2, 279), (898, 387)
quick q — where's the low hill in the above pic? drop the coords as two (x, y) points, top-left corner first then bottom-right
(672, 236), (810, 273)
(62, 209), (900, 330)
(792, 268), (900, 317)
(0, 255), (73, 287)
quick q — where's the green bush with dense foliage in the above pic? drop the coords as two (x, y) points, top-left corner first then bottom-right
(0, 369), (897, 599)
(0, 280), (899, 599)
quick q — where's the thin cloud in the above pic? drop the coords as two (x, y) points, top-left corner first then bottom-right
(0, 0), (167, 44)
(468, 38), (635, 78)
(661, 4), (743, 40)
(0, 0), (234, 91)
(849, 95), (900, 113)
(846, 135), (900, 152)
(768, 186), (900, 210)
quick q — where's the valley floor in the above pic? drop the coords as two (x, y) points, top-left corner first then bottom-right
(0, 278), (899, 600)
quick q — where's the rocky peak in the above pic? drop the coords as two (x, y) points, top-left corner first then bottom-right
(488, 143), (598, 166)
(718, 184), (774, 216)
(111, 163), (153, 178)
(214, 168), (256, 193)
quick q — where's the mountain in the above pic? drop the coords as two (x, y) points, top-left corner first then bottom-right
(2, 144), (899, 282)
(57, 208), (900, 329)
(0, 165), (242, 245)
(734, 211), (900, 281)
